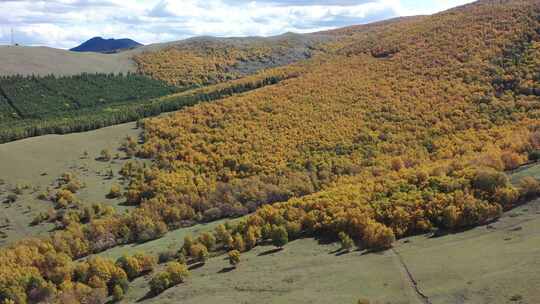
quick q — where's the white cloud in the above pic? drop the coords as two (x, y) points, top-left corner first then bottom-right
(0, 0), (475, 49)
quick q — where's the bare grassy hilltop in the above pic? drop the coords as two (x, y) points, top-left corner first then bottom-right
(0, 46), (136, 76)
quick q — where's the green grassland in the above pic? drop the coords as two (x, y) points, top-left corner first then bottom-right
(0, 122), (139, 244)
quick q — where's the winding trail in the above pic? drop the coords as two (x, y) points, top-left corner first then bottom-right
(391, 248), (432, 304)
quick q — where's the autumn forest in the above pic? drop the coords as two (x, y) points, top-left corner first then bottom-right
(1, 0), (540, 303)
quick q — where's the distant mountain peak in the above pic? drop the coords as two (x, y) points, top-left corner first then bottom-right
(70, 37), (142, 54)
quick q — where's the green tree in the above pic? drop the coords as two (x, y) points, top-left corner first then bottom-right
(149, 272), (171, 296)
(271, 226), (288, 249)
(112, 284), (124, 302)
(338, 231), (354, 252)
(197, 232), (216, 251)
(166, 262), (190, 285)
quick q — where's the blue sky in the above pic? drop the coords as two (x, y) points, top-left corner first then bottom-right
(0, 0), (475, 49)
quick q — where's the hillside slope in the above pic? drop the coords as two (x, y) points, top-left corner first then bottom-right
(0, 33), (328, 81)
(0, 46), (136, 76)
(133, 0), (540, 235)
(116, 196), (540, 304)
(133, 33), (331, 87)
(1, 1), (540, 304)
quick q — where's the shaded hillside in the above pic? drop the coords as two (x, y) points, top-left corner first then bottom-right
(70, 37), (142, 53)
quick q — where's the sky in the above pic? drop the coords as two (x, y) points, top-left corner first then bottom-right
(0, 0), (476, 49)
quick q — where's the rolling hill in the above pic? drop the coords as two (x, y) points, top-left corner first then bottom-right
(1, 1), (540, 304)
(0, 33), (328, 79)
(0, 45), (136, 76)
(0, 33), (331, 142)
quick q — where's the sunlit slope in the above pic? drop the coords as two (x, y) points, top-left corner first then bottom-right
(133, 0), (540, 239)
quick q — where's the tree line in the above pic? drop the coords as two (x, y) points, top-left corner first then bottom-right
(0, 70), (295, 143)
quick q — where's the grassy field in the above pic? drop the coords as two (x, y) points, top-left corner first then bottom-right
(121, 238), (416, 304)
(0, 46), (136, 76)
(396, 198), (540, 304)
(0, 122), (139, 244)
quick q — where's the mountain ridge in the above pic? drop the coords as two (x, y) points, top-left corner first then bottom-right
(70, 36), (142, 53)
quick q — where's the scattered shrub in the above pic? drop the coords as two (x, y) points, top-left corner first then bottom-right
(149, 272), (171, 296)
(338, 232), (354, 252)
(518, 176), (540, 199)
(112, 285), (124, 302)
(228, 250), (241, 268)
(197, 232), (216, 251)
(189, 243), (209, 263)
(108, 184), (122, 199)
(6, 194), (17, 203)
(99, 149), (112, 161)
(271, 226), (289, 249)
(363, 222), (395, 250)
(232, 233), (245, 252)
(149, 262), (189, 296)
(166, 262), (189, 285)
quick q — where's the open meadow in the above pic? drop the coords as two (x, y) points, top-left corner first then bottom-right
(0, 122), (139, 243)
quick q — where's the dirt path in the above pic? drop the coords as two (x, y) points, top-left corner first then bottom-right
(391, 248), (432, 304)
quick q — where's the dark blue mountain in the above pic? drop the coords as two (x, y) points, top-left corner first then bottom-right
(70, 37), (142, 53)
